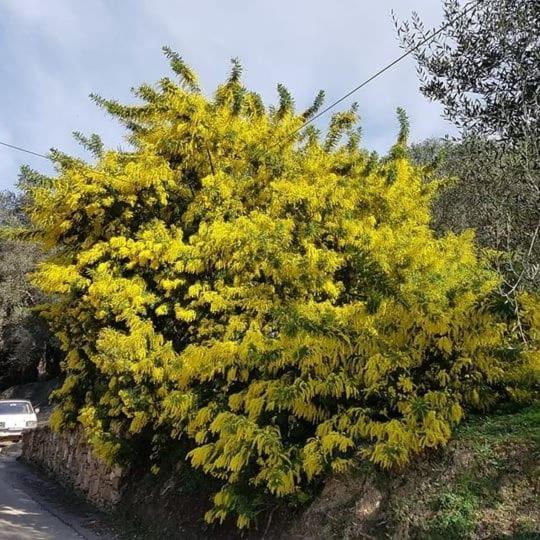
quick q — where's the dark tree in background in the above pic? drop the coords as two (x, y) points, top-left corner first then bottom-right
(397, 0), (540, 299)
(0, 189), (59, 390)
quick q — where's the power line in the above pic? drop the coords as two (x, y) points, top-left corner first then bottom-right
(0, 140), (49, 160)
(277, 0), (481, 145)
(1, 0), (480, 160)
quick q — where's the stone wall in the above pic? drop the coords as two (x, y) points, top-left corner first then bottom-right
(22, 426), (125, 511)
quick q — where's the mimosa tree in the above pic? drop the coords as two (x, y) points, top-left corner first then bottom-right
(25, 49), (538, 528)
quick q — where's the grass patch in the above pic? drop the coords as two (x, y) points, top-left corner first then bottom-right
(454, 470), (504, 508)
(423, 490), (478, 539)
(409, 404), (539, 539)
(456, 404), (540, 446)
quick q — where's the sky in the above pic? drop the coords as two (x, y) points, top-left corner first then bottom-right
(0, 0), (455, 190)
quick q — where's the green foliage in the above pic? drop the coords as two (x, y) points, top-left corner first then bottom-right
(0, 191), (59, 390)
(302, 90), (325, 120)
(72, 132), (104, 158)
(401, 0), (540, 306)
(395, 0), (539, 144)
(24, 51), (539, 528)
(410, 137), (540, 293)
(426, 491), (478, 539)
(456, 404), (540, 448)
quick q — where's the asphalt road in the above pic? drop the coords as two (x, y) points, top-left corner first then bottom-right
(0, 443), (115, 540)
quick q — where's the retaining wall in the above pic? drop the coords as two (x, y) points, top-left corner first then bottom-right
(22, 426), (125, 511)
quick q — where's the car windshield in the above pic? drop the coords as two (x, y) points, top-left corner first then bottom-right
(0, 402), (33, 415)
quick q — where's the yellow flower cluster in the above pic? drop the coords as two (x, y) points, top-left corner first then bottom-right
(27, 51), (538, 529)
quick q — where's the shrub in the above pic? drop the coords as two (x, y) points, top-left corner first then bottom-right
(26, 51), (538, 528)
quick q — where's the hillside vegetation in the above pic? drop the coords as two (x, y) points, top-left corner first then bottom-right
(111, 404), (539, 539)
(19, 51), (539, 529)
(0, 0), (537, 537)
(292, 404), (539, 539)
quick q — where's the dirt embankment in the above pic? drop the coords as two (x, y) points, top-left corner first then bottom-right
(115, 406), (539, 539)
(290, 405), (539, 540)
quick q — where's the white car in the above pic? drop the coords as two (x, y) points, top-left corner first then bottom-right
(0, 400), (40, 441)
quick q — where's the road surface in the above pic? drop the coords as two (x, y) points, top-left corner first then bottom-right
(0, 443), (115, 540)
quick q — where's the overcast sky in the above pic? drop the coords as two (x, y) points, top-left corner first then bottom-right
(0, 0), (455, 190)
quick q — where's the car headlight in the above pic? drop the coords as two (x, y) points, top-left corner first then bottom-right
(26, 421), (37, 428)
